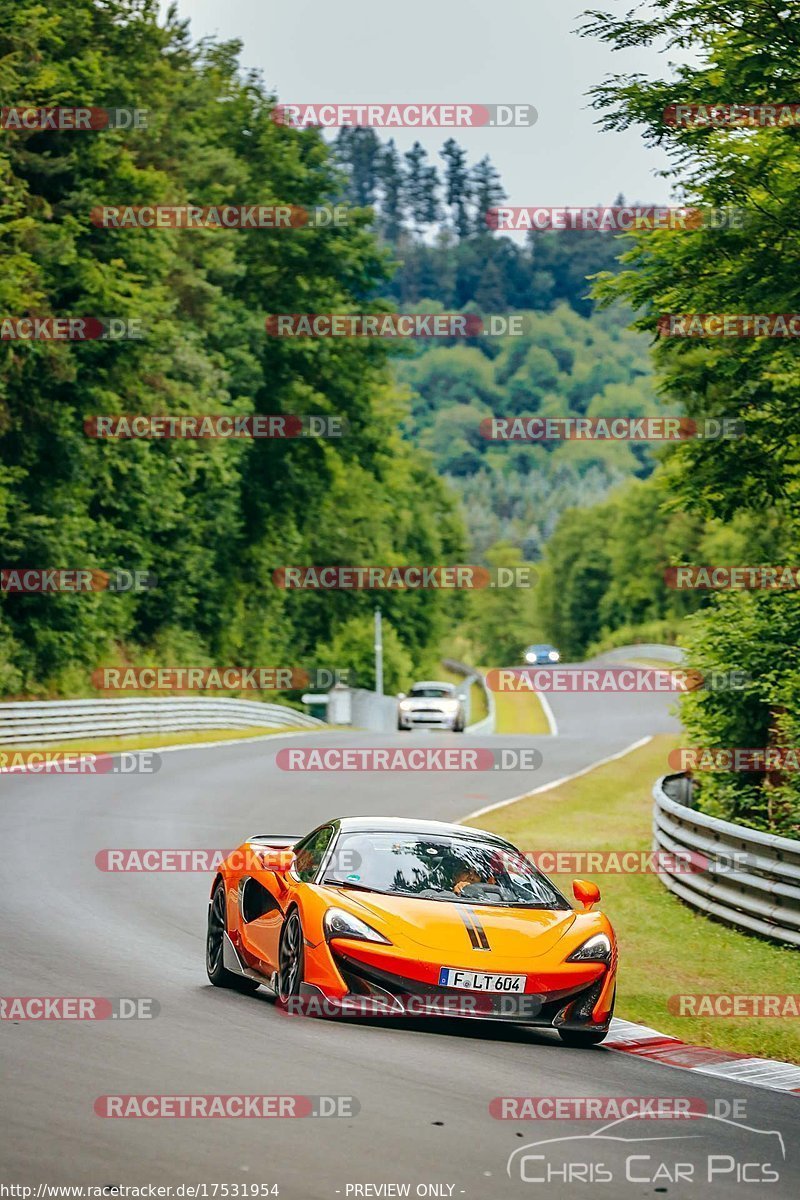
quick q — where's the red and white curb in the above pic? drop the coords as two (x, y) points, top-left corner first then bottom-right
(607, 1018), (800, 1095)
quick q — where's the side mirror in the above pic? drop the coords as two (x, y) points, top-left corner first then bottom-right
(396, 692), (406, 701)
(259, 848), (295, 875)
(572, 879), (600, 910)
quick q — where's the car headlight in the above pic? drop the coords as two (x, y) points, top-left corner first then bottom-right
(548, 650), (560, 662)
(323, 907), (391, 944)
(399, 700), (413, 710)
(566, 933), (611, 963)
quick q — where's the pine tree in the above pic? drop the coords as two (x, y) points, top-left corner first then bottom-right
(376, 138), (405, 241)
(440, 138), (472, 240)
(403, 141), (441, 234)
(334, 127), (382, 207)
(470, 155), (506, 235)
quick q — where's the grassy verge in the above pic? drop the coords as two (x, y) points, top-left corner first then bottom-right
(466, 734), (799, 1063)
(0, 726), (310, 759)
(439, 665), (489, 725)
(491, 686), (551, 735)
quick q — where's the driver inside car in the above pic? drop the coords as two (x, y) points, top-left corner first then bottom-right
(452, 864), (496, 894)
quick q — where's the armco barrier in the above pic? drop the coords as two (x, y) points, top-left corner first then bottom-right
(0, 697), (325, 745)
(599, 643), (685, 664)
(441, 658), (495, 735)
(653, 773), (800, 947)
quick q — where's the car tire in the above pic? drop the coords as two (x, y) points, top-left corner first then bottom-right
(206, 880), (260, 993)
(277, 908), (305, 1006)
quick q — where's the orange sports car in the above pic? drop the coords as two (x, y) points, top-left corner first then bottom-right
(206, 817), (617, 1045)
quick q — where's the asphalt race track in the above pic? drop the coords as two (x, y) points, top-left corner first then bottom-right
(2, 671), (798, 1198)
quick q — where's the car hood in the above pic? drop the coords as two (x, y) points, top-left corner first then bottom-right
(401, 697), (456, 709)
(327, 888), (577, 958)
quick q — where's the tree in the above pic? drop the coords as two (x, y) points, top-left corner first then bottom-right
(581, 0), (800, 831)
(470, 155), (506, 235)
(403, 142), (440, 234)
(376, 138), (405, 241)
(0, 0), (466, 697)
(440, 138), (472, 240)
(334, 126), (382, 207)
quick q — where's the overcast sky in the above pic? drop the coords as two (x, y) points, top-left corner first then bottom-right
(161, 0), (677, 207)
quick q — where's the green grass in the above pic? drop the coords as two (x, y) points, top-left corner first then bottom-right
(439, 665), (489, 725)
(466, 734), (800, 1063)
(491, 685), (551, 735)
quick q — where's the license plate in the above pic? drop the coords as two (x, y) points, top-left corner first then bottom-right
(438, 968), (526, 992)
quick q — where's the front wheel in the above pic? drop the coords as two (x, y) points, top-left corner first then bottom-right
(206, 881), (260, 993)
(277, 909), (305, 1006)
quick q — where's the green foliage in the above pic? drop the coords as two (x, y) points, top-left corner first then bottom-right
(458, 543), (539, 667)
(537, 474), (788, 661)
(0, 0), (465, 696)
(580, 0), (800, 832)
(396, 304), (659, 556)
(316, 614), (414, 695)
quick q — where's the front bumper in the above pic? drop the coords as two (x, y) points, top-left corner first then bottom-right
(291, 949), (613, 1031)
(398, 708), (459, 729)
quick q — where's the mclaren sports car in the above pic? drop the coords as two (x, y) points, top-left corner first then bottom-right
(206, 817), (617, 1045)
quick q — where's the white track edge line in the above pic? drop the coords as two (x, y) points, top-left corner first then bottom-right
(459, 735), (653, 822)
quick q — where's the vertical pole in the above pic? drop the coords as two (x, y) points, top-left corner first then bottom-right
(374, 608), (383, 695)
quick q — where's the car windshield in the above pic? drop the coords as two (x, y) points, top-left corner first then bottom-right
(323, 832), (569, 908)
(409, 686), (452, 698)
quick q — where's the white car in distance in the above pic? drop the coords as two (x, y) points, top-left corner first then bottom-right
(396, 681), (467, 732)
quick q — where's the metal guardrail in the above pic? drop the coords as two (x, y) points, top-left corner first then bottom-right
(0, 697), (325, 745)
(599, 643), (685, 664)
(441, 658), (495, 735)
(653, 773), (800, 947)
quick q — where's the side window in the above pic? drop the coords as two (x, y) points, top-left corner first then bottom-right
(293, 825), (335, 882)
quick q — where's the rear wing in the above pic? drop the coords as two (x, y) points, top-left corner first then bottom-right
(246, 835), (300, 847)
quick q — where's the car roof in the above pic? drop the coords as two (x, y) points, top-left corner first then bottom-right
(409, 680), (455, 690)
(336, 816), (504, 840)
